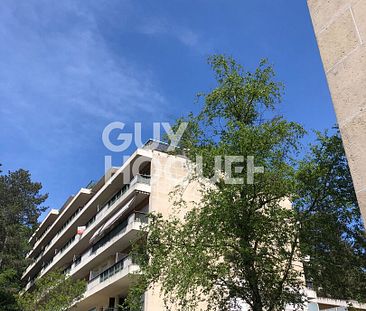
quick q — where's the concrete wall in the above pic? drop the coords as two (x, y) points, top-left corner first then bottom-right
(145, 151), (204, 311)
(307, 0), (366, 221)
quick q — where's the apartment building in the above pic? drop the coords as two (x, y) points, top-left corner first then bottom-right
(22, 140), (201, 311)
(22, 139), (366, 311)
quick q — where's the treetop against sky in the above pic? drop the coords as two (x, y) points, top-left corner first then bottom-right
(0, 0), (335, 217)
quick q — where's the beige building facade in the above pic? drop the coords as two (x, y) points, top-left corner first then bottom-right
(22, 139), (366, 310)
(22, 141), (201, 311)
(307, 0), (366, 221)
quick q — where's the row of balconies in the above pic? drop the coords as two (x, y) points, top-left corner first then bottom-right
(63, 213), (146, 309)
(24, 174), (150, 292)
(26, 147), (151, 259)
(23, 148), (156, 311)
(69, 211), (147, 278)
(26, 190), (92, 260)
(25, 211), (146, 298)
(24, 203), (88, 277)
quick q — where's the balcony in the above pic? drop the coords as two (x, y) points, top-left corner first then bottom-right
(23, 205), (84, 279)
(130, 174), (150, 185)
(37, 175), (150, 278)
(82, 256), (139, 301)
(23, 174), (150, 290)
(69, 211), (147, 278)
(26, 191), (92, 261)
(23, 211), (146, 292)
(23, 249), (44, 276)
(76, 174), (150, 240)
(24, 279), (35, 292)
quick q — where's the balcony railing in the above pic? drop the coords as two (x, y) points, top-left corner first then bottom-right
(69, 174), (150, 249)
(93, 212), (147, 254)
(24, 174), (150, 286)
(99, 257), (128, 282)
(40, 257), (53, 273)
(79, 174), (150, 236)
(24, 278), (35, 291)
(55, 207), (82, 237)
(26, 207), (84, 276)
(27, 224), (53, 258)
(58, 235), (76, 254)
(87, 256), (134, 291)
(33, 224), (51, 244)
(69, 212), (147, 276)
(131, 174), (150, 186)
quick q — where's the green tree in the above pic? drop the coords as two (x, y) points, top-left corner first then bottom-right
(127, 55), (306, 311)
(295, 130), (366, 301)
(0, 268), (20, 311)
(0, 167), (48, 310)
(18, 270), (86, 311)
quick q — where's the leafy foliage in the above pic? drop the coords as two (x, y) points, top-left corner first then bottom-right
(0, 268), (21, 311)
(18, 270), (86, 311)
(0, 167), (48, 310)
(295, 131), (366, 301)
(128, 55), (306, 311)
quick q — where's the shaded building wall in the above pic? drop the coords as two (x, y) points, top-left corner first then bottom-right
(307, 0), (366, 221)
(145, 150), (205, 311)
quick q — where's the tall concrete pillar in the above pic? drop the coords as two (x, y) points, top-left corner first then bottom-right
(307, 0), (366, 222)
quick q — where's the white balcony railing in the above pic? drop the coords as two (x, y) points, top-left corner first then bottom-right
(24, 175), (150, 288)
(69, 212), (147, 276)
(24, 207), (84, 277)
(38, 178), (150, 278)
(86, 256), (138, 293)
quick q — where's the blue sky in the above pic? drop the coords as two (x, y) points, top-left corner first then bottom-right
(0, 0), (336, 218)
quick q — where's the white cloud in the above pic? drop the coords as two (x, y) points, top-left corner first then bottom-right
(177, 29), (200, 48)
(136, 17), (210, 53)
(0, 0), (167, 155)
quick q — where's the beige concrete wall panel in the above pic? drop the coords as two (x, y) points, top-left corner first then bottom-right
(317, 9), (359, 71)
(147, 152), (204, 310)
(309, 0), (360, 31)
(352, 0), (366, 43)
(339, 111), (366, 192)
(327, 45), (366, 125)
(355, 189), (366, 218)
